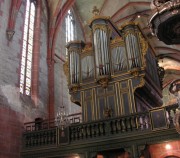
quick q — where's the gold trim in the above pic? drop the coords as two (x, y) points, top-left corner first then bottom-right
(110, 37), (125, 48)
(82, 44), (93, 53)
(138, 32), (148, 68)
(68, 47), (82, 53)
(118, 21), (138, 30)
(92, 24), (108, 32)
(133, 76), (145, 92)
(150, 108), (168, 131)
(89, 16), (110, 26)
(66, 40), (85, 48)
(79, 74), (145, 91)
(129, 67), (141, 77)
(69, 84), (80, 93)
(97, 76), (110, 88)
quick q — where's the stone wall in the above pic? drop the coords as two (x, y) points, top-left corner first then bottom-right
(0, 0), (48, 157)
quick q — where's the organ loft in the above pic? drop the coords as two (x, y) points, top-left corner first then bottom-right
(65, 12), (164, 122)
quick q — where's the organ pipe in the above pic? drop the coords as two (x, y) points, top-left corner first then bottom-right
(120, 23), (143, 70)
(66, 41), (85, 90)
(90, 18), (111, 80)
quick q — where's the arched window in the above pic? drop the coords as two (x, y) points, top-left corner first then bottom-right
(20, 0), (36, 95)
(65, 10), (75, 43)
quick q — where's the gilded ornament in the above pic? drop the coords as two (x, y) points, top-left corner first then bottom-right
(68, 47), (82, 53)
(110, 37), (124, 48)
(133, 76), (145, 92)
(138, 32), (148, 55)
(130, 67), (140, 77)
(138, 32), (148, 68)
(66, 40), (85, 48)
(118, 21), (138, 30)
(89, 16), (110, 27)
(69, 84), (79, 93)
(92, 6), (100, 16)
(97, 76), (109, 88)
(93, 24), (108, 32)
(81, 43), (93, 58)
(104, 107), (113, 118)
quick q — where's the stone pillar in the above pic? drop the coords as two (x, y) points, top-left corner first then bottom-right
(31, 0), (42, 106)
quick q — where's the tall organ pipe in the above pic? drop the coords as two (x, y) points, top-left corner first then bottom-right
(66, 41), (85, 85)
(121, 24), (142, 70)
(90, 19), (111, 79)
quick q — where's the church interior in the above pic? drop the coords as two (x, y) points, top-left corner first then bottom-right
(0, 0), (180, 158)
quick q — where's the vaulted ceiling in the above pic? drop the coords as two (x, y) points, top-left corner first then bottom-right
(47, 0), (180, 87)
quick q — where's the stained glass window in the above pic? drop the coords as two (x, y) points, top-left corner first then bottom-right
(20, 0), (36, 95)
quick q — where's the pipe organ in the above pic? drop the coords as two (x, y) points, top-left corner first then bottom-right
(65, 16), (163, 122)
(66, 41), (85, 91)
(91, 19), (111, 80)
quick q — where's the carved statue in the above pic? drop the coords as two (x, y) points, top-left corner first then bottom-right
(104, 107), (113, 118)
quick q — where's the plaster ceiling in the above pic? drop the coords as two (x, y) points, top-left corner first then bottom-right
(47, 0), (180, 86)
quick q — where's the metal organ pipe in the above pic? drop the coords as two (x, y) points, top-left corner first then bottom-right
(112, 45), (126, 72)
(122, 25), (142, 70)
(91, 20), (110, 78)
(66, 41), (84, 86)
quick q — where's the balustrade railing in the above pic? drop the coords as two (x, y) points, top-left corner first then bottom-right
(22, 104), (178, 148)
(23, 128), (57, 148)
(69, 111), (151, 141)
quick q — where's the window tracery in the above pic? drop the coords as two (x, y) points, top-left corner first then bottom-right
(20, 0), (36, 95)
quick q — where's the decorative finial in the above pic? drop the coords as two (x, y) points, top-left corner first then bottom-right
(92, 6), (99, 16)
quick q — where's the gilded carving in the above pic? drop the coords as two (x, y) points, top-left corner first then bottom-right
(118, 21), (138, 30)
(138, 32), (148, 68)
(110, 37), (124, 48)
(129, 67), (141, 78)
(89, 16), (110, 26)
(97, 76), (109, 88)
(81, 44), (93, 58)
(133, 76), (145, 92)
(69, 84), (80, 93)
(93, 24), (108, 32)
(123, 30), (136, 38)
(66, 40), (85, 48)
(104, 107), (113, 118)
(68, 47), (82, 53)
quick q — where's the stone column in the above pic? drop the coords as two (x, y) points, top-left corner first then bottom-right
(31, 0), (42, 106)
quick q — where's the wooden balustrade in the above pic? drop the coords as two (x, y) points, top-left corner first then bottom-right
(23, 128), (57, 148)
(22, 104), (178, 148)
